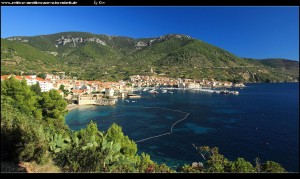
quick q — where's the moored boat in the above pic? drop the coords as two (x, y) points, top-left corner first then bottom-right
(162, 89), (167, 93)
(149, 90), (159, 94)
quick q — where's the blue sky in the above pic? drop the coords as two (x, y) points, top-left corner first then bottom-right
(1, 6), (299, 60)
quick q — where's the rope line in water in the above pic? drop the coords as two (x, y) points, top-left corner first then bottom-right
(120, 105), (190, 143)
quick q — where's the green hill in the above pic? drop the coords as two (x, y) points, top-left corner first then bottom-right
(258, 58), (299, 71)
(243, 58), (299, 82)
(2, 32), (299, 82)
(1, 39), (61, 75)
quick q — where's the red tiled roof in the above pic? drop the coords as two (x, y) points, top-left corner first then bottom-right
(1, 75), (23, 80)
(24, 76), (34, 80)
(1, 75), (11, 79)
(1, 76), (9, 80)
(72, 89), (84, 93)
(15, 76), (24, 80)
(36, 77), (46, 82)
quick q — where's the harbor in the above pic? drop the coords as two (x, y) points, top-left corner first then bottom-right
(134, 86), (241, 95)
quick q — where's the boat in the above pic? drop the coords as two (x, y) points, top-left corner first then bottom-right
(220, 90), (229, 94)
(127, 93), (141, 98)
(200, 89), (214, 93)
(162, 89), (167, 93)
(168, 91), (173, 94)
(232, 91), (239, 95)
(214, 90), (221, 94)
(149, 90), (159, 94)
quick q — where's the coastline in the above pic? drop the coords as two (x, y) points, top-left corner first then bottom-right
(66, 104), (80, 111)
(243, 81), (299, 84)
(66, 104), (100, 112)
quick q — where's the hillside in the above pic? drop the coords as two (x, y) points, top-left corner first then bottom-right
(1, 39), (63, 75)
(258, 58), (299, 73)
(244, 58), (299, 82)
(2, 32), (299, 82)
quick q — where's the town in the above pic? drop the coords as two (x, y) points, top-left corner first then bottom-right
(1, 73), (245, 106)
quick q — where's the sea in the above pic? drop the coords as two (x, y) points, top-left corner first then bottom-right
(65, 83), (299, 172)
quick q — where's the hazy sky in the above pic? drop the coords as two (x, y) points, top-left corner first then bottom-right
(1, 6), (299, 60)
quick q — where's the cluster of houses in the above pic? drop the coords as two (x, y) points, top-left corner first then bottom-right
(130, 75), (244, 89)
(130, 75), (177, 87)
(1, 74), (55, 92)
(1, 73), (245, 101)
(1, 74), (134, 99)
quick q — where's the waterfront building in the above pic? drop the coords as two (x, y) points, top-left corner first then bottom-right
(77, 94), (116, 105)
(105, 88), (115, 97)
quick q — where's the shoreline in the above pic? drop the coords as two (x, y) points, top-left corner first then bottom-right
(66, 104), (80, 111)
(66, 104), (101, 112)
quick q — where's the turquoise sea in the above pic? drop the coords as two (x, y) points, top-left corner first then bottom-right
(65, 83), (299, 172)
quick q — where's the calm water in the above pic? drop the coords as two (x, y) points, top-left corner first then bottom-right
(65, 83), (299, 172)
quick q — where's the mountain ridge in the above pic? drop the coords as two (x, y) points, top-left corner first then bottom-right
(2, 32), (299, 82)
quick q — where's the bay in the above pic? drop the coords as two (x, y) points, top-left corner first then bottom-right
(65, 83), (299, 172)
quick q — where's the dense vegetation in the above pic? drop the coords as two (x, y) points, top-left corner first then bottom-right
(1, 76), (174, 173)
(1, 77), (287, 173)
(255, 58), (299, 77)
(1, 32), (299, 82)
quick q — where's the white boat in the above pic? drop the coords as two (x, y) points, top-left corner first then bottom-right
(168, 91), (173, 94)
(149, 90), (159, 94)
(232, 91), (239, 95)
(214, 90), (221, 94)
(200, 89), (215, 93)
(162, 89), (167, 93)
(128, 94), (141, 98)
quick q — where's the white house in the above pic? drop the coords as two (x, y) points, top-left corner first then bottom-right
(80, 85), (91, 93)
(105, 88), (114, 97)
(36, 77), (53, 92)
(91, 86), (98, 92)
(187, 82), (200, 89)
(24, 76), (37, 86)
